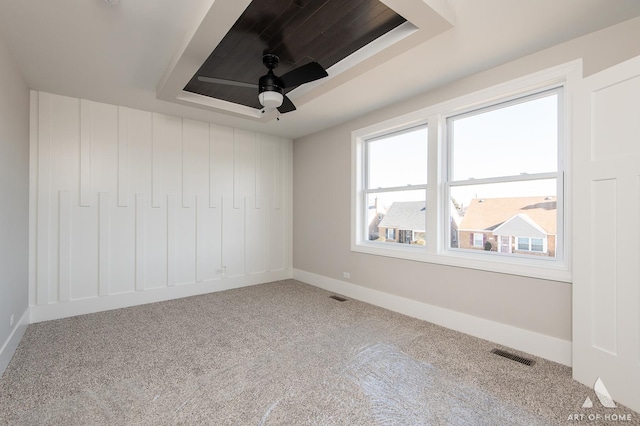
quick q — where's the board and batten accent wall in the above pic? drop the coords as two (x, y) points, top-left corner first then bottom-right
(29, 91), (292, 322)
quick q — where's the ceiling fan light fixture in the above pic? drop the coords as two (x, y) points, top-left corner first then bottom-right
(197, 54), (327, 114)
(259, 91), (283, 109)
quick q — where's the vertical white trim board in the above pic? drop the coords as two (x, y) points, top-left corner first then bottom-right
(0, 309), (29, 378)
(292, 268), (572, 366)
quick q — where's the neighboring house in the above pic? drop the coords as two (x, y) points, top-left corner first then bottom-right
(457, 196), (556, 257)
(368, 197), (384, 241)
(450, 201), (463, 248)
(378, 201), (426, 244)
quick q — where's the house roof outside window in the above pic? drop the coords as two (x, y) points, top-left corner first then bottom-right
(459, 196), (556, 235)
(378, 201), (426, 232)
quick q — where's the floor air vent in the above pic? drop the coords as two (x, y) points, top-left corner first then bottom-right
(329, 295), (347, 302)
(490, 348), (535, 366)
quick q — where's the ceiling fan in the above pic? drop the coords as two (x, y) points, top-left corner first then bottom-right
(197, 53), (328, 114)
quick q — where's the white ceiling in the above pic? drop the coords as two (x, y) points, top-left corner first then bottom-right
(1, 0), (639, 140)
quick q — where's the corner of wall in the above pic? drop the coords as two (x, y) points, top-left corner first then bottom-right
(0, 308), (29, 378)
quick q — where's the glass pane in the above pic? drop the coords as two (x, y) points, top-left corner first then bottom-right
(449, 179), (557, 257)
(450, 92), (558, 181)
(518, 238), (530, 251)
(366, 189), (426, 245)
(367, 125), (427, 189)
(531, 238), (544, 252)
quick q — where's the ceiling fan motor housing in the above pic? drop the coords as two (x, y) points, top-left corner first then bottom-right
(258, 72), (284, 95)
(259, 53), (284, 95)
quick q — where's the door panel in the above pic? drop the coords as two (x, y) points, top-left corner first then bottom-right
(573, 55), (640, 412)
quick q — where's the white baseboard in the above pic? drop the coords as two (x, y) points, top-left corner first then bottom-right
(0, 308), (29, 378)
(30, 269), (293, 324)
(293, 269), (572, 366)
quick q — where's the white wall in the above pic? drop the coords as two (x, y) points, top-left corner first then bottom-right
(30, 92), (292, 322)
(0, 31), (30, 374)
(292, 17), (640, 365)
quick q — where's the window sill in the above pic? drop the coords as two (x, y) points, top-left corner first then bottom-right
(351, 241), (571, 283)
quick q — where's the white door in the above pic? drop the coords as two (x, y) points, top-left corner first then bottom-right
(573, 55), (640, 412)
(499, 236), (510, 253)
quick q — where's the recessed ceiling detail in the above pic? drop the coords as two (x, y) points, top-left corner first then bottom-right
(184, 0), (406, 110)
(156, 0), (457, 122)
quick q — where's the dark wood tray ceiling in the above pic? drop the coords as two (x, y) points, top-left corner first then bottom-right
(184, 0), (407, 110)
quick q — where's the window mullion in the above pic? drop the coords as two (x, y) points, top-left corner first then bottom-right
(426, 113), (440, 254)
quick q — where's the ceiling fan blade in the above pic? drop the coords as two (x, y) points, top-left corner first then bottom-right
(197, 76), (258, 89)
(280, 62), (328, 89)
(278, 95), (296, 114)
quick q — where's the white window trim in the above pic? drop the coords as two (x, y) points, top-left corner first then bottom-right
(351, 60), (579, 282)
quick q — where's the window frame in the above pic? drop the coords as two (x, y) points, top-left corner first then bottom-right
(356, 120), (429, 252)
(443, 86), (564, 262)
(351, 61), (578, 282)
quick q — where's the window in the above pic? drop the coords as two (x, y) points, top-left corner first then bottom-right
(517, 237), (530, 251)
(399, 230), (413, 244)
(531, 238), (544, 252)
(447, 89), (561, 259)
(517, 237), (546, 252)
(362, 124), (428, 246)
(352, 62), (574, 282)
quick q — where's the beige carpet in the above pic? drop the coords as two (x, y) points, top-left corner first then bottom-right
(0, 280), (637, 425)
